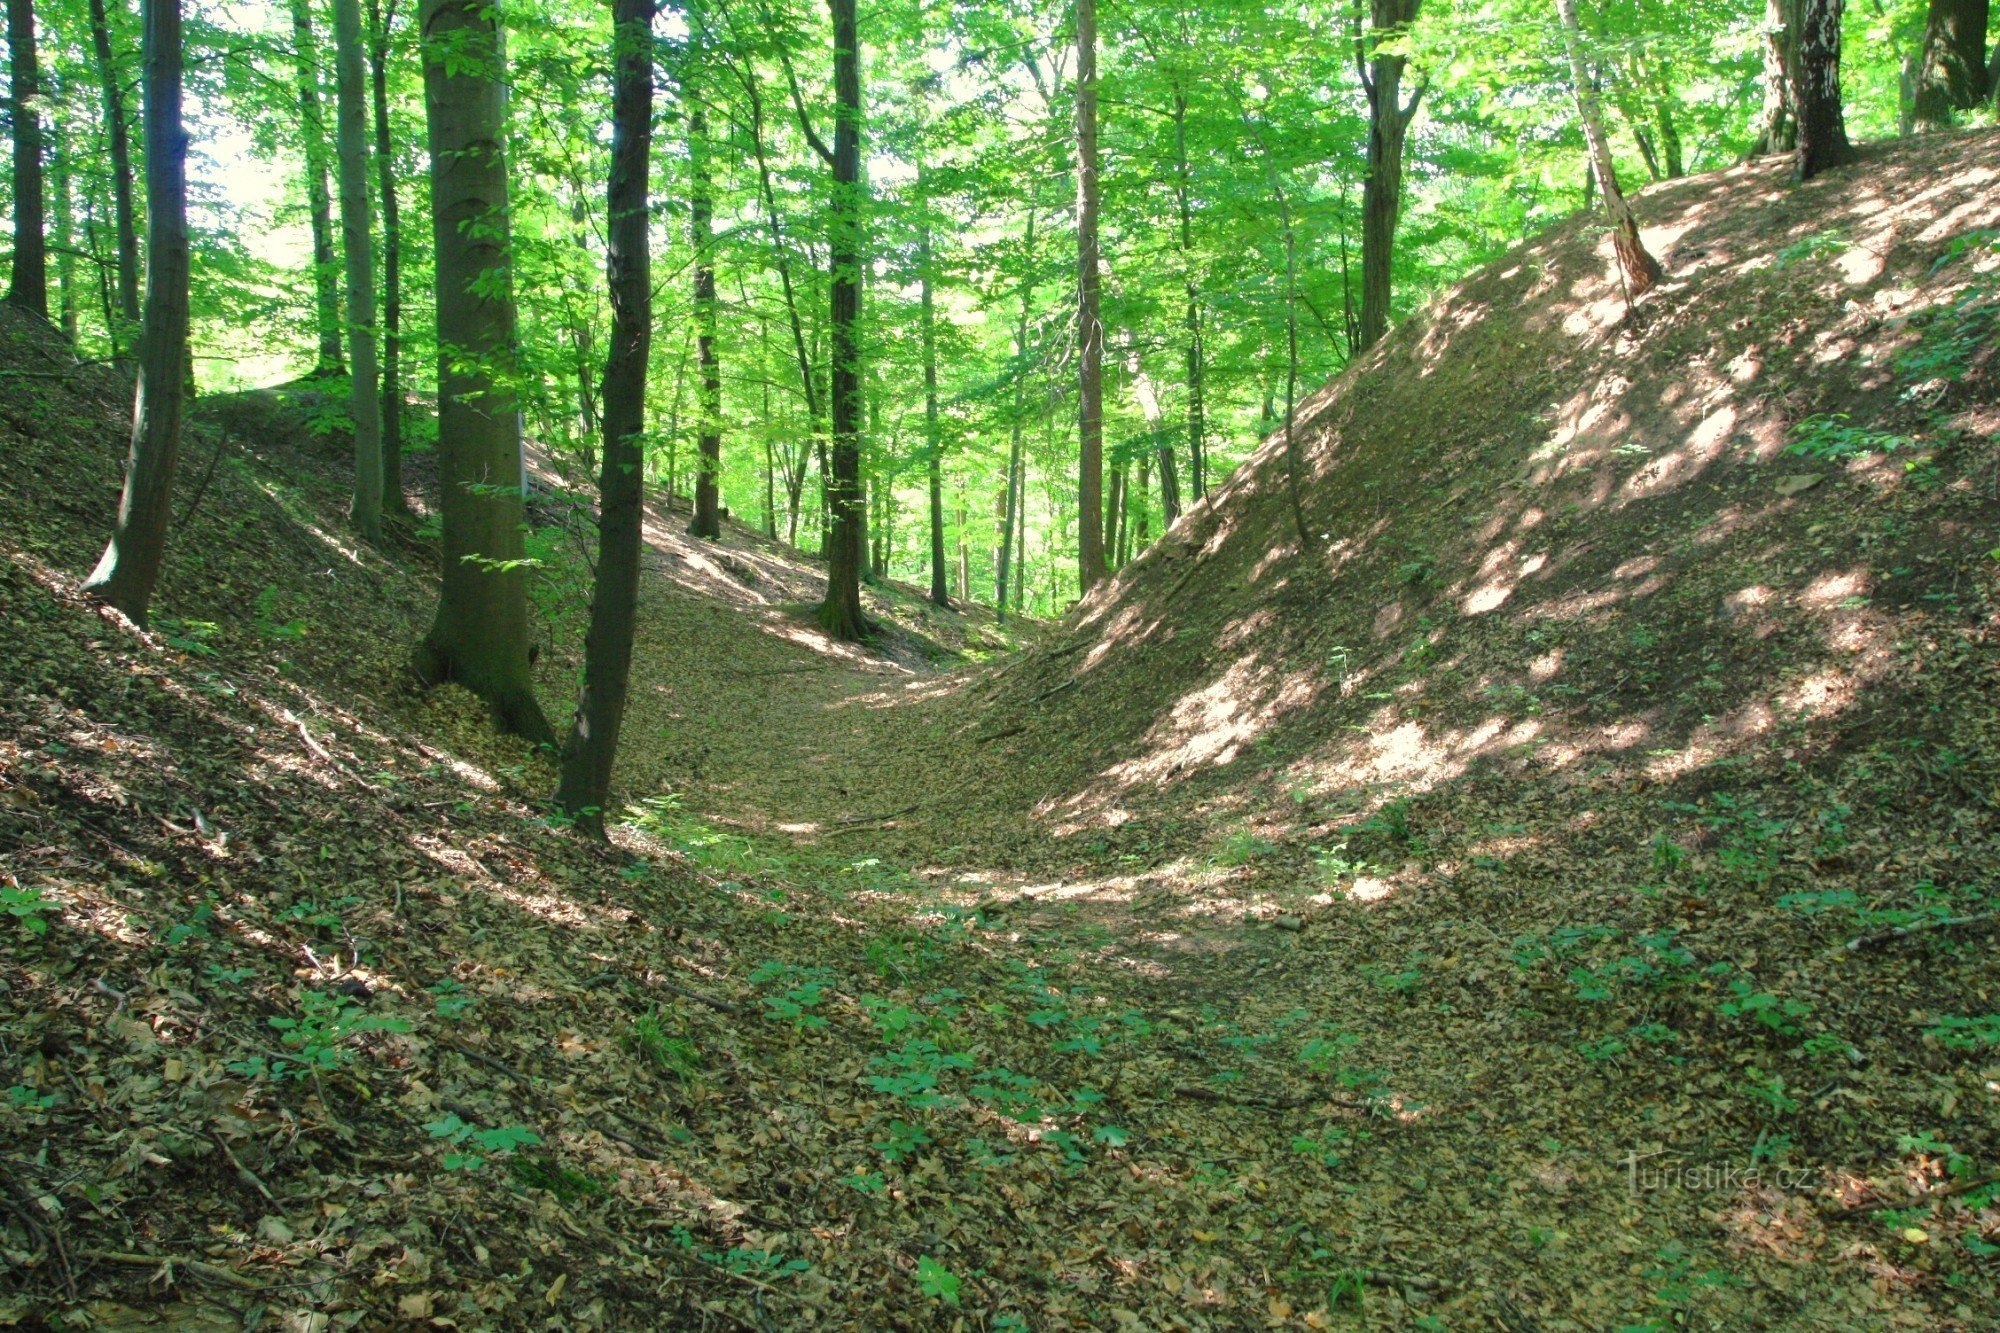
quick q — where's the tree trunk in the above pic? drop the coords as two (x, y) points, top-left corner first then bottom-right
(1752, 0), (1798, 154)
(1106, 456), (1125, 569)
(815, 0), (868, 640)
(1171, 85), (1203, 505)
(88, 0), (140, 362)
(996, 213), (1033, 618)
(919, 200), (948, 608)
(1793, 0), (1854, 181)
(7, 0), (48, 319)
(1356, 0), (1423, 354)
(1654, 96), (1684, 176)
(1913, 0), (1990, 127)
(83, 0), (188, 627)
(331, 0), (382, 542)
(687, 91), (722, 540)
(50, 118), (75, 339)
(1556, 0), (1664, 298)
(412, 0), (550, 743)
(291, 0), (343, 377)
(367, 0), (405, 514)
(1074, 0), (1106, 593)
(555, 0), (653, 837)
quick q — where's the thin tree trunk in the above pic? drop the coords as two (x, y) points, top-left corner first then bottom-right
(1556, 0), (1664, 298)
(1105, 457), (1125, 569)
(687, 88), (722, 540)
(291, 0), (343, 376)
(1654, 95), (1684, 176)
(412, 0), (550, 742)
(83, 0), (188, 627)
(8, 0), (48, 318)
(88, 0), (139, 362)
(367, 0), (405, 513)
(1171, 85), (1203, 505)
(815, 0), (867, 639)
(1913, 0), (1990, 126)
(331, 0), (382, 542)
(996, 214), (1033, 618)
(1253, 111), (1312, 554)
(1074, 0), (1106, 592)
(1753, 0), (1799, 154)
(1793, 0), (1854, 181)
(556, 0), (653, 837)
(919, 194), (948, 608)
(1355, 0), (1424, 353)
(50, 116), (76, 339)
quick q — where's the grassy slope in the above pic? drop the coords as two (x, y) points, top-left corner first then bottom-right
(2, 130), (1998, 1331)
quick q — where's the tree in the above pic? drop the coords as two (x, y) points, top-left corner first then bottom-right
(556, 0), (655, 837)
(291, 0), (343, 377)
(1751, 0), (1797, 155)
(331, 0), (383, 542)
(918, 171), (948, 608)
(7, 0), (48, 319)
(815, 0), (870, 641)
(88, 0), (140, 361)
(1556, 0), (1663, 298)
(1355, 0), (1423, 354)
(368, 0), (408, 514)
(686, 51), (722, 541)
(1912, 0), (1990, 126)
(83, 0), (190, 627)
(412, 0), (552, 742)
(1793, 0), (1853, 181)
(1074, 0), (1105, 594)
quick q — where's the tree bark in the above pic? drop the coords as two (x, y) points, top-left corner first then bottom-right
(555, 0), (653, 837)
(83, 0), (189, 628)
(1913, 0), (1990, 127)
(412, 0), (551, 742)
(1171, 85), (1202, 505)
(996, 212), (1033, 617)
(7, 0), (48, 319)
(919, 195), (948, 608)
(291, 0), (344, 376)
(687, 88), (722, 540)
(331, 0), (382, 542)
(1556, 0), (1663, 298)
(1753, 0), (1798, 155)
(1356, 0), (1423, 354)
(1074, 0), (1106, 593)
(50, 115), (75, 339)
(1793, 0), (1854, 181)
(815, 0), (868, 640)
(88, 0), (140, 362)
(367, 0), (405, 513)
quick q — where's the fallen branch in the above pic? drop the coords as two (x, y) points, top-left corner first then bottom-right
(974, 725), (1026, 745)
(1845, 913), (1998, 952)
(830, 804), (918, 829)
(652, 977), (747, 1016)
(1172, 1083), (1375, 1113)
(81, 1250), (263, 1290)
(1026, 678), (1078, 705)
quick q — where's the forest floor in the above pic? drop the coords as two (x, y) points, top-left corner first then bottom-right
(5, 131), (2000, 1332)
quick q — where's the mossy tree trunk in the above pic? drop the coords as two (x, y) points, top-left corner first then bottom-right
(1913, 0), (1990, 127)
(555, 0), (654, 837)
(83, 0), (189, 629)
(687, 87), (722, 541)
(413, 0), (551, 743)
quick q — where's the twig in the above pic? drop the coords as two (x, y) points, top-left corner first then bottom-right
(0, 1164), (74, 1300)
(1172, 1083), (1374, 1112)
(80, 1249), (263, 1290)
(1026, 678), (1078, 705)
(829, 804), (918, 828)
(1845, 913), (1998, 952)
(974, 725), (1026, 745)
(652, 978), (746, 1016)
(211, 1131), (275, 1203)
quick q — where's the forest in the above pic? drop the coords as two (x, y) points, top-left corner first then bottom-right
(2, 0), (1999, 1325)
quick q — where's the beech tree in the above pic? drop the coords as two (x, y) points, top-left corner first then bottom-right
(412, 0), (552, 741)
(331, 0), (383, 542)
(1912, 0), (1990, 126)
(87, 0), (139, 360)
(556, 0), (654, 836)
(815, 0), (869, 640)
(8, 0), (48, 319)
(686, 33), (722, 542)
(290, 0), (343, 377)
(1074, 0), (1104, 593)
(368, 0), (407, 515)
(82, 0), (189, 628)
